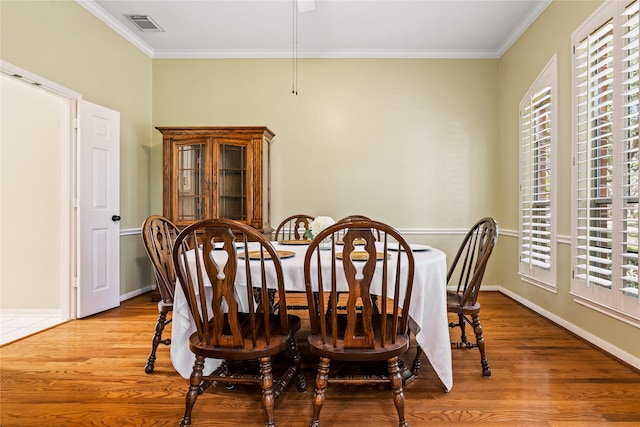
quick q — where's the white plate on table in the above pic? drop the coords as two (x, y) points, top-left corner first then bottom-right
(386, 243), (431, 252)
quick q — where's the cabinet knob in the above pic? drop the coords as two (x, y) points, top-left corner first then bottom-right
(111, 215), (121, 222)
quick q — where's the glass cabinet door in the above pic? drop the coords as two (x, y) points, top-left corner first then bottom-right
(159, 126), (273, 234)
(217, 142), (248, 220)
(176, 142), (207, 222)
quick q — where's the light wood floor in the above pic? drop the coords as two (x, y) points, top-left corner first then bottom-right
(1, 291), (639, 426)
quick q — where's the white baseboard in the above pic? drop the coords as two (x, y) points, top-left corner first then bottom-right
(0, 308), (62, 316)
(120, 285), (154, 302)
(4, 285), (155, 315)
(498, 287), (640, 371)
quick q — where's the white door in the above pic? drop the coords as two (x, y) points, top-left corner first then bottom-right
(77, 100), (120, 318)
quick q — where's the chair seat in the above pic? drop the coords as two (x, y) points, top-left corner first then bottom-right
(157, 300), (173, 313)
(447, 290), (481, 314)
(189, 313), (302, 360)
(307, 313), (410, 361)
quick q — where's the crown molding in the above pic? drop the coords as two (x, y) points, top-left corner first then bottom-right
(75, 0), (548, 60)
(75, 0), (155, 57)
(496, 0), (552, 57)
(151, 48), (503, 60)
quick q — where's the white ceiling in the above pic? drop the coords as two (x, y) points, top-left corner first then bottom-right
(77, 0), (552, 59)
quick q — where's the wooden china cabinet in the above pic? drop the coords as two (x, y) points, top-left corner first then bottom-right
(157, 126), (274, 236)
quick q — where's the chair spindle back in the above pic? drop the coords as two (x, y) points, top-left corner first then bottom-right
(173, 219), (290, 349)
(448, 217), (498, 307)
(304, 219), (415, 351)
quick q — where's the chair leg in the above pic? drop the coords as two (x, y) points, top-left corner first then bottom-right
(273, 337), (307, 400)
(411, 345), (423, 376)
(314, 292), (321, 316)
(253, 288), (277, 313)
(288, 336), (307, 392)
(145, 310), (170, 374)
(180, 355), (205, 427)
(457, 313), (469, 346)
(258, 356), (276, 427)
(471, 314), (491, 377)
(388, 356), (408, 427)
(309, 357), (330, 427)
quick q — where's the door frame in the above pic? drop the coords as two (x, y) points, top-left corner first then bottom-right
(1, 60), (80, 320)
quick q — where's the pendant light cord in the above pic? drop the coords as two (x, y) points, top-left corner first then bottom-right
(292, 0), (298, 95)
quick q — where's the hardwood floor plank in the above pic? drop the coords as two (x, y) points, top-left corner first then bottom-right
(1, 291), (639, 426)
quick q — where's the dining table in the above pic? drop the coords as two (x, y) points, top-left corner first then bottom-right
(170, 240), (454, 392)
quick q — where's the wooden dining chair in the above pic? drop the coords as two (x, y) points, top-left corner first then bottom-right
(141, 215), (183, 374)
(173, 218), (306, 427)
(411, 217), (498, 378)
(272, 214), (314, 312)
(303, 219), (415, 427)
(274, 214), (314, 241)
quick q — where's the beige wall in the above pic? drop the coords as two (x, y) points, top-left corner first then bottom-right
(0, 0), (154, 297)
(152, 58), (501, 265)
(153, 59), (500, 228)
(0, 75), (65, 309)
(498, 0), (639, 360)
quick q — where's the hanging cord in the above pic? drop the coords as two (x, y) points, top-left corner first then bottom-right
(292, 0), (298, 95)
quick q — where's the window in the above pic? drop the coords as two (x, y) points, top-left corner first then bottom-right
(572, 0), (639, 323)
(520, 56), (557, 290)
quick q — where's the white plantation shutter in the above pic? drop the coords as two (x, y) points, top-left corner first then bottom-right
(572, 0), (639, 321)
(519, 57), (556, 288)
(620, 0), (639, 298)
(574, 17), (615, 290)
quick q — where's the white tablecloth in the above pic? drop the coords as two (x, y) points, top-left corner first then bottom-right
(170, 241), (453, 391)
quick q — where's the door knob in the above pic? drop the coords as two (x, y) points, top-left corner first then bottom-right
(112, 215), (121, 222)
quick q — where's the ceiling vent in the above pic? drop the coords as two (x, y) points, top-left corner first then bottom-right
(127, 15), (164, 32)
